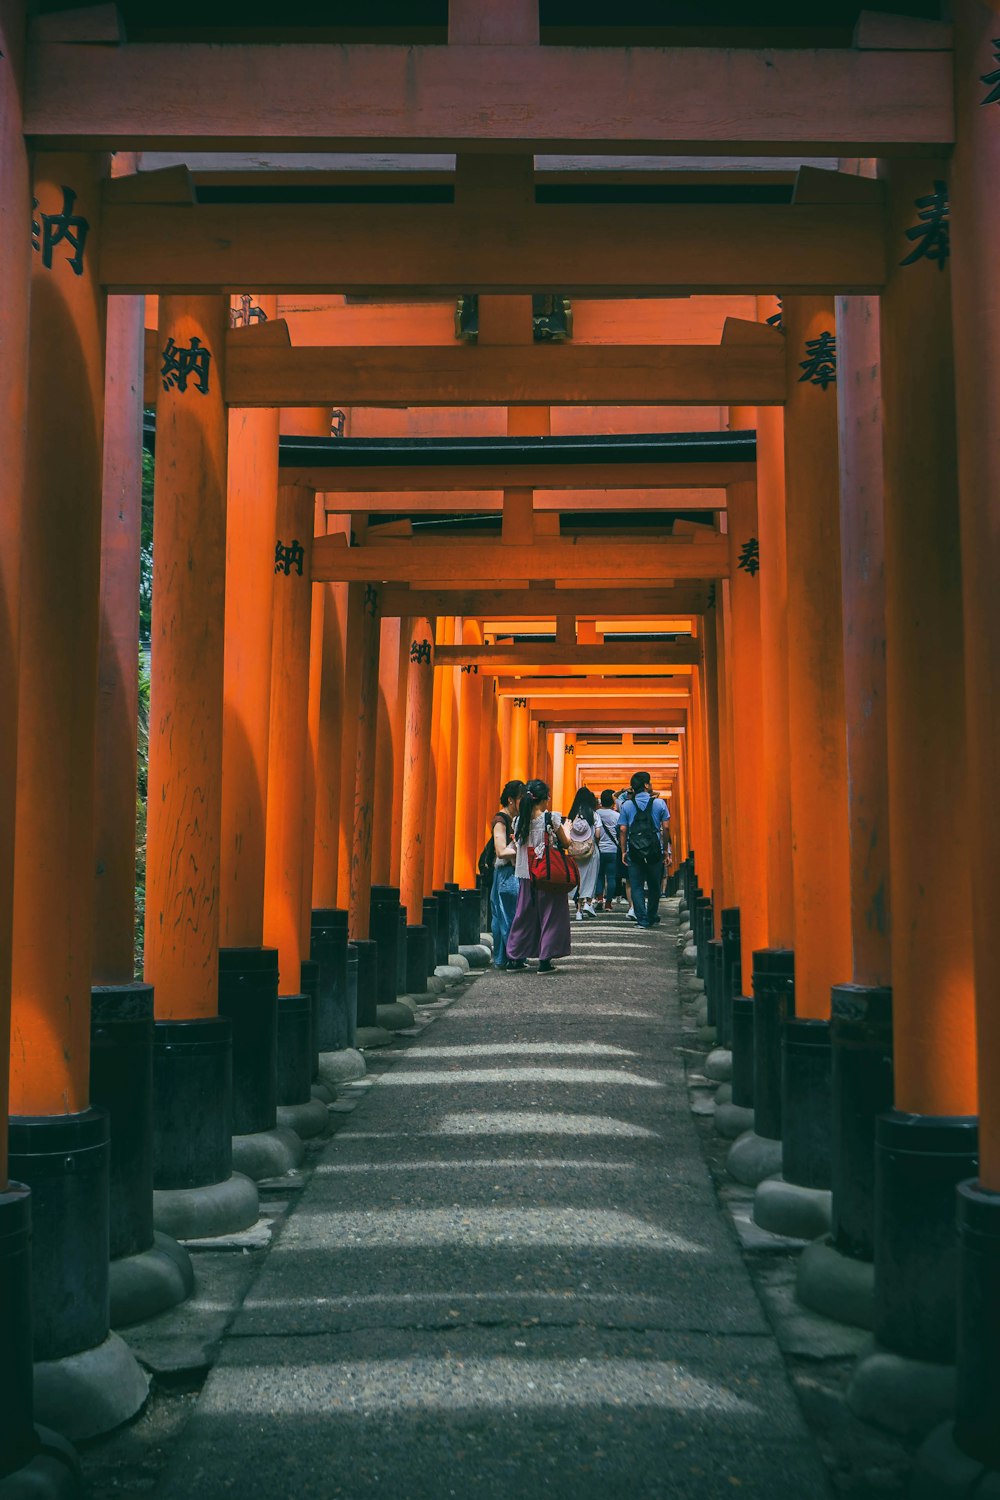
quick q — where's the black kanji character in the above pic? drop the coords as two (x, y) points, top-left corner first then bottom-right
(274, 539), (305, 577)
(737, 537), (760, 577)
(798, 331), (837, 391)
(409, 639), (432, 664)
(161, 336), (212, 396)
(230, 293), (268, 328)
(31, 186), (90, 276)
(899, 181), (950, 270)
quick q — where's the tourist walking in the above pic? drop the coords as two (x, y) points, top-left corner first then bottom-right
(506, 778), (574, 974)
(566, 785), (600, 921)
(618, 770), (670, 929)
(594, 789), (620, 910)
(487, 779), (524, 969)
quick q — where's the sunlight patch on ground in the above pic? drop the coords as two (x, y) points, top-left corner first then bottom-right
(436, 1110), (660, 1138)
(377, 1067), (662, 1087)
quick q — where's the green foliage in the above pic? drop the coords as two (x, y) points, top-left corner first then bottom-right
(134, 649), (150, 978)
(140, 446), (154, 642)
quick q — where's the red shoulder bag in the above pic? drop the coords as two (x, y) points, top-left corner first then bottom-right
(527, 817), (579, 893)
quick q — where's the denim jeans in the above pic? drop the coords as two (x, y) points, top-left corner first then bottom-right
(596, 849), (618, 902)
(627, 857), (664, 926)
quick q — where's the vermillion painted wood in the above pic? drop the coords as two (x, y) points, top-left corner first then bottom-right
(879, 158), (975, 1115)
(263, 484), (315, 995)
(951, 0), (1000, 1184)
(399, 619), (436, 922)
(219, 296), (279, 948)
(144, 294), (228, 1020)
(11, 151), (107, 1111)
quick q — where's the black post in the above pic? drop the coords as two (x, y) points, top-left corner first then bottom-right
(352, 939), (378, 1028)
(405, 925), (430, 995)
(422, 897), (440, 977)
(830, 984), (894, 1260)
(751, 948), (795, 1142)
(781, 1018), (833, 1188)
(368, 886), (401, 1007)
(720, 907), (742, 1051)
(309, 908), (350, 1052)
(731, 997), (755, 1109)
(216, 949), (278, 1136)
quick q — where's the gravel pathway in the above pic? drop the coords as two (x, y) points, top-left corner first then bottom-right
(153, 905), (832, 1500)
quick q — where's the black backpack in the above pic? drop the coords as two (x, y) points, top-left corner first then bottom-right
(477, 812), (512, 879)
(626, 793), (662, 863)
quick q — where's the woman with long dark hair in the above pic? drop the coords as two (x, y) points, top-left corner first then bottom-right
(595, 788), (621, 911)
(505, 778), (573, 975)
(489, 779), (525, 968)
(566, 784), (600, 920)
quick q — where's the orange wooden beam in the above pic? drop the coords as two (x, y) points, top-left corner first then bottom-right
(311, 533), (729, 583)
(142, 335), (786, 408)
(378, 587), (707, 617)
(435, 642), (700, 669)
(99, 198), (886, 295)
(322, 489), (728, 514)
(26, 42), (952, 154)
(297, 460), (751, 493)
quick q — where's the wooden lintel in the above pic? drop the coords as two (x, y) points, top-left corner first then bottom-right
(377, 587), (704, 617)
(792, 164), (885, 205)
(105, 164), (195, 204)
(320, 489), (726, 515)
(142, 336), (786, 408)
(311, 533), (730, 583)
(100, 198), (887, 295)
(25, 42), (952, 154)
(293, 460), (753, 493)
(434, 640), (700, 669)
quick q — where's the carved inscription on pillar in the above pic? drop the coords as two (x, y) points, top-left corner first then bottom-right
(160, 336), (212, 395)
(31, 186), (90, 275)
(981, 39), (1000, 105)
(513, 696), (527, 708)
(409, 638), (432, 664)
(460, 663), (479, 674)
(798, 331), (837, 390)
(899, 182), (950, 269)
(737, 537), (761, 577)
(274, 539), (304, 576)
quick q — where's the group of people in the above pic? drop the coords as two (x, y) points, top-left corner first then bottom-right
(485, 772), (671, 975)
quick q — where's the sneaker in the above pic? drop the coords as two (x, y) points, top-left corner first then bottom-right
(507, 959), (527, 971)
(537, 959), (556, 974)
(575, 909), (583, 923)
(626, 908), (637, 922)
(649, 915), (662, 926)
(582, 903), (597, 918)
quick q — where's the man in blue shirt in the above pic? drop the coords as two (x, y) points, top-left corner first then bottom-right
(617, 770), (670, 929)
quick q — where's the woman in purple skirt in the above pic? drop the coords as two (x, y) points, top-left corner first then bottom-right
(505, 779), (573, 975)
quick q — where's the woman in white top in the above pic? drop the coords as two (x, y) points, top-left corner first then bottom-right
(566, 785), (600, 920)
(489, 779), (524, 969)
(505, 778), (573, 975)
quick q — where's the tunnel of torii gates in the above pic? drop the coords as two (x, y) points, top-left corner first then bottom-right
(2, 0), (1000, 1492)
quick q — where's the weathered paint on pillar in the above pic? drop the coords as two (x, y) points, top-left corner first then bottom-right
(0, 0), (31, 1174)
(551, 731), (567, 814)
(952, 0), (1000, 1183)
(702, 613), (727, 908)
(219, 298), (280, 948)
(510, 697), (530, 782)
(11, 151), (107, 1116)
(144, 295), (229, 1020)
(715, 575), (738, 909)
(453, 619), (485, 885)
(389, 624), (410, 886)
(432, 616), (457, 889)
(725, 476), (769, 982)
(836, 292), (891, 987)
(303, 493), (325, 946)
(755, 299), (795, 949)
(880, 159), (975, 1115)
(400, 618), (436, 922)
(263, 483), (315, 995)
(311, 514), (349, 907)
(336, 582), (367, 911)
(563, 732), (577, 805)
(498, 693), (514, 790)
(372, 614), (402, 886)
(347, 585), (381, 939)
(782, 296), (852, 1018)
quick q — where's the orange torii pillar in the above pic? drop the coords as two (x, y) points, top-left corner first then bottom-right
(262, 481), (329, 1142)
(8, 151), (147, 1434)
(372, 615), (403, 886)
(336, 582), (372, 913)
(144, 295), (259, 1243)
(721, 468), (768, 1055)
(217, 303), (304, 1182)
(0, 9), (42, 1479)
(346, 585), (382, 943)
(399, 618), (436, 993)
(311, 514), (349, 912)
(563, 732), (578, 807)
(550, 732), (567, 814)
(90, 262), (197, 1327)
(432, 618), (460, 890)
(509, 696), (530, 783)
(795, 279), (893, 1312)
(917, 10), (1000, 1483)
(701, 610), (727, 915)
(498, 694), (515, 790)
(711, 581), (738, 910)
(845, 159), (977, 1422)
(453, 621), (484, 887)
(739, 297), (852, 1211)
(307, 508), (358, 1058)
